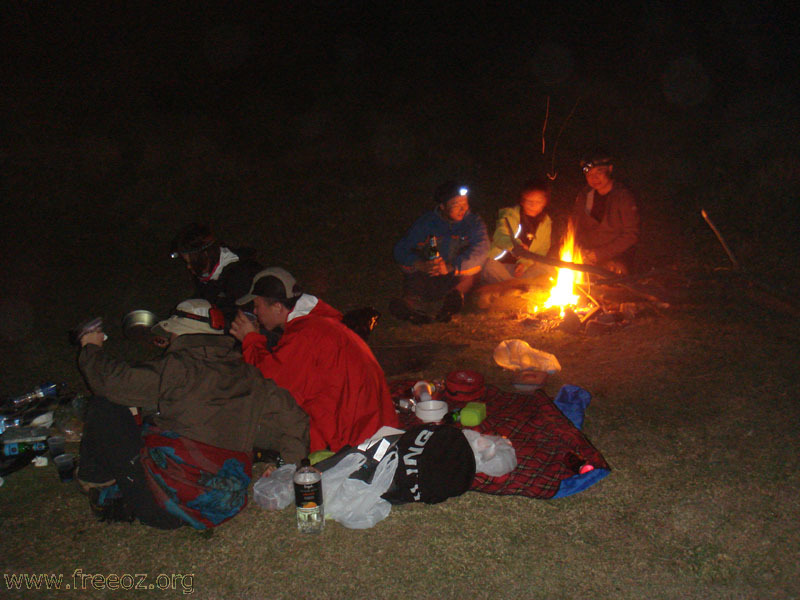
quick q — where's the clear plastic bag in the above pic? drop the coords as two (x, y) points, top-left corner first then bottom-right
(322, 450), (399, 529)
(253, 464), (297, 510)
(462, 430), (517, 477)
(493, 339), (561, 373)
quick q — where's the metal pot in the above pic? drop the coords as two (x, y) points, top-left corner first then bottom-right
(122, 310), (158, 341)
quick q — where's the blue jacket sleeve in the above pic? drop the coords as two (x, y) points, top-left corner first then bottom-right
(394, 213), (434, 267)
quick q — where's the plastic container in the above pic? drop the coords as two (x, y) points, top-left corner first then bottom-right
(460, 402), (487, 427)
(253, 464), (296, 510)
(413, 400), (448, 423)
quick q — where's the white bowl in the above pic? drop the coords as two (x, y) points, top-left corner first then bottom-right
(414, 400), (448, 423)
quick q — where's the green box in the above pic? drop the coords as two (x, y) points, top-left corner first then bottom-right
(460, 402), (487, 427)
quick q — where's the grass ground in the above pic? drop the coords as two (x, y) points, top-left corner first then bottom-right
(2, 294), (799, 599)
(2, 23), (800, 596)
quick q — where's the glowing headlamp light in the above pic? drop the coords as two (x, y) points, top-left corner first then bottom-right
(458, 186), (468, 196)
(581, 159), (612, 174)
(169, 237), (215, 259)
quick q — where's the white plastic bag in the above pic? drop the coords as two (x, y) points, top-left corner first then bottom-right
(253, 464), (297, 510)
(462, 430), (517, 477)
(493, 339), (561, 373)
(322, 450), (399, 529)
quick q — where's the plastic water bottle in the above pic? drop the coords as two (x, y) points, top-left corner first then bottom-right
(293, 459), (324, 534)
(425, 236), (440, 260)
(6, 383), (58, 408)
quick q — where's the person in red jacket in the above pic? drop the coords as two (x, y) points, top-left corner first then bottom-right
(229, 267), (400, 453)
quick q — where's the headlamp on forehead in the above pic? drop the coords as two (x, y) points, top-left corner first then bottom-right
(458, 186), (469, 196)
(580, 158), (613, 174)
(169, 237), (215, 259)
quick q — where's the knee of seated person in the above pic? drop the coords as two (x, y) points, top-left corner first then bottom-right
(86, 396), (123, 420)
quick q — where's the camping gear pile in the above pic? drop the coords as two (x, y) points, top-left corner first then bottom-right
(254, 367), (610, 530)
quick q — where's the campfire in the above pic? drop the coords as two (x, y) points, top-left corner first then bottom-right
(518, 223), (647, 334)
(541, 222), (583, 315)
(525, 222), (587, 319)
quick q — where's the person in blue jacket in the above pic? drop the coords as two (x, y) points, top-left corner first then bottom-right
(391, 181), (489, 323)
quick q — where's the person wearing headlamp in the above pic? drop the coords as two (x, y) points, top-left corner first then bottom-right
(169, 223), (262, 322)
(571, 151), (640, 274)
(391, 181), (489, 323)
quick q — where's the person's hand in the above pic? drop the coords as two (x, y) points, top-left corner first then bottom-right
(262, 464), (277, 478)
(80, 330), (105, 347)
(230, 310), (258, 342)
(428, 257), (449, 276)
(414, 260), (431, 274)
(416, 257), (449, 276)
(513, 262), (527, 278)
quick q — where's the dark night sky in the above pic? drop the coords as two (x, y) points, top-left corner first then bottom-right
(4, 2), (798, 118)
(2, 1), (799, 257)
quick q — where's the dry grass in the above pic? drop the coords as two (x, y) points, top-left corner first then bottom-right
(2, 31), (800, 597)
(2, 294), (800, 599)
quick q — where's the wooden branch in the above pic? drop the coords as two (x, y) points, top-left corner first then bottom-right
(505, 225), (670, 303)
(701, 209), (740, 270)
(510, 243), (619, 278)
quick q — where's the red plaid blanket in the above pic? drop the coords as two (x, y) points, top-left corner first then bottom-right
(391, 381), (610, 499)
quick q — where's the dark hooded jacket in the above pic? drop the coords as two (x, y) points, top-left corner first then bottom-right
(79, 334), (308, 464)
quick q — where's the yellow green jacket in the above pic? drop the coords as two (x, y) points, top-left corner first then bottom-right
(489, 206), (552, 266)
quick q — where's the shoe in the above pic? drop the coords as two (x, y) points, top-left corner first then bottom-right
(389, 298), (432, 325)
(436, 290), (464, 322)
(88, 485), (135, 523)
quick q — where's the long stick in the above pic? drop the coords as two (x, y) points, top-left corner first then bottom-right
(701, 209), (740, 270)
(510, 242), (619, 278)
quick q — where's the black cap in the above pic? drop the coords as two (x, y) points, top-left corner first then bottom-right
(236, 267), (302, 305)
(434, 180), (469, 205)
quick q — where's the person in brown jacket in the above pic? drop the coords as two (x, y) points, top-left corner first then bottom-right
(571, 151), (640, 274)
(76, 299), (309, 529)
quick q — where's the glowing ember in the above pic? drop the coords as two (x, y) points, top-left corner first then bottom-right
(539, 222), (583, 316)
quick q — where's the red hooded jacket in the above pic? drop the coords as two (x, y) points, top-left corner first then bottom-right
(241, 295), (399, 452)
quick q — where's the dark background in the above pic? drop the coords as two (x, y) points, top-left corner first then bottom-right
(2, 1), (799, 392)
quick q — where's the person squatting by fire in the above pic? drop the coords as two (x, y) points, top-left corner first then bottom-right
(482, 177), (554, 284)
(390, 181), (490, 324)
(570, 150), (640, 275)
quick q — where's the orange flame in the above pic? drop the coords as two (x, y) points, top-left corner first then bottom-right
(542, 221), (583, 316)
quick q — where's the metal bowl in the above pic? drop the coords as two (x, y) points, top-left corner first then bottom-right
(122, 310), (158, 340)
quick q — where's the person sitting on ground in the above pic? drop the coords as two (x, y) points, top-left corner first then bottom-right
(76, 299), (309, 530)
(390, 181), (489, 323)
(229, 268), (400, 454)
(571, 151), (640, 275)
(170, 223), (263, 322)
(482, 177), (554, 284)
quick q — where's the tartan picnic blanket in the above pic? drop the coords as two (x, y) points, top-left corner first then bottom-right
(390, 381), (610, 499)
